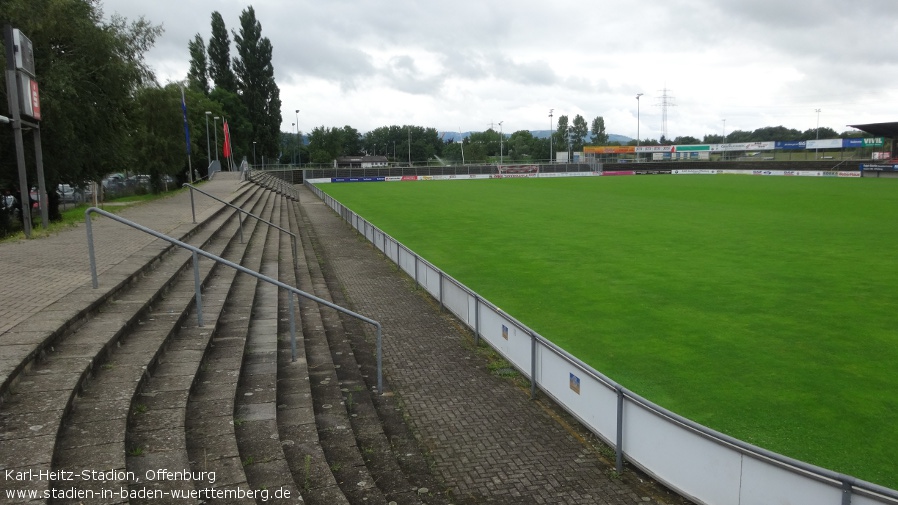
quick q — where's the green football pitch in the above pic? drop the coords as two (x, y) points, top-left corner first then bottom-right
(318, 175), (898, 488)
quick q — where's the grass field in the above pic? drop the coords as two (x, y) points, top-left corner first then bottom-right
(319, 175), (898, 488)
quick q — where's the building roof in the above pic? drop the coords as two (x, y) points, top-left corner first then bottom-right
(847, 122), (898, 138)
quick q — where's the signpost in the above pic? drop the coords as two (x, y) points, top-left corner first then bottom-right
(4, 25), (47, 237)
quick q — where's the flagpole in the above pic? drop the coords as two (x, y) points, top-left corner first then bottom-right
(180, 86), (193, 183)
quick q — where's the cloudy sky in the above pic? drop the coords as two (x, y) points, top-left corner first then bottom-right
(99, 0), (898, 141)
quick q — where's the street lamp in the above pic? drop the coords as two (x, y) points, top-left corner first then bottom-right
(295, 109), (301, 167)
(722, 119), (727, 161)
(815, 108), (821, 159)
(292, 122), (296, 166)
(549, 109), (554, 164)
(204, 111), (212, 169)
(636, 93), (643, 162)
(213, 116), (220, 163)
(253, 141), (257, 167)
(498, 121), (504, 166)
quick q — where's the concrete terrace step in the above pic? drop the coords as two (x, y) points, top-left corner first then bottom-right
(0, 178), (256, 403)
(274, 196), (349, 505)
(232, 192), (303, 501)
(0, 183), (262, 501)
(0, 184), (266, 500)
(122, 189), (278, 504)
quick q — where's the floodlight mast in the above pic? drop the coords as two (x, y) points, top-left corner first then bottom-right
(549, 109), (554, 163)
(636, 94), (643, 162)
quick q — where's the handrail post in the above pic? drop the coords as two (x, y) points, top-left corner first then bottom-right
(438, 271), (443, 312)
(85, 211), (98, 289)
(530, 332), (537, 399)
(289, 292), (297, 362)
(616, 387), (624, 474)
(841, 477), (854, 505)
(376, 322), (383, 394)
(193, 251), (204, 327)
(474, 295), (480, 347)
(237, 212), (244, 244)
(188, 186), (196, 223)
(291, 236), (298, 269)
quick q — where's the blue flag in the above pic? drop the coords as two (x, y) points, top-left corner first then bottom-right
(180, 86), (191, 155)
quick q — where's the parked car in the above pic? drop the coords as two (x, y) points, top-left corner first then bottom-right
(58, 184), (78, 203)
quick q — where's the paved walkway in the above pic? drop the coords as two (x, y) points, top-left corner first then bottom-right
(297, 185), (679, 505)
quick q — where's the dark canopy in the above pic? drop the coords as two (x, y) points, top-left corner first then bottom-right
(848, 122), (898, 138)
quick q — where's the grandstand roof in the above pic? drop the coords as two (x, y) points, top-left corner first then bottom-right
(848, 121), (898, 138)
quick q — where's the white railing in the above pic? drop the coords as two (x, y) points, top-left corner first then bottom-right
(306, 181), (898, 505)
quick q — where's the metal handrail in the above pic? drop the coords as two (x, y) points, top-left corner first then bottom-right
(183, 183), (297, 267)
(84, 207), (385, 392)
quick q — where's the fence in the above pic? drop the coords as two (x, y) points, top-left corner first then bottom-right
(305, 181), (898, 505)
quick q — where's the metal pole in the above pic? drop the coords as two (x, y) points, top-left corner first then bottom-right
(33, 127), (48, 229)
(376, 323), (383, 393)
(289, 292), (297, 362)
(193, 251), (204, 327)
(474, 296), (480, 347)
(530, 333), (537, 399)
(189, 187), (196, 223)
(85, 210), (98, 288)
(636, 93), (643, 162)
(5, 24), (31, 237)
(549, 109), (554, 164)
(205, 111), (212, 169)
(438, 271), (443, 312)
(213, 116), (219, 163)
(616, 387), (624, 474)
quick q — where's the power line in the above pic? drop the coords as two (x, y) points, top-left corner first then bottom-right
(655, 87), (676, 141)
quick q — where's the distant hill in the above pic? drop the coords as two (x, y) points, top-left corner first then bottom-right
(440, 130), (632, 144)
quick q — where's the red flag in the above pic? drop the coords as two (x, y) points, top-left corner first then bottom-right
(222, 120), (231, 158)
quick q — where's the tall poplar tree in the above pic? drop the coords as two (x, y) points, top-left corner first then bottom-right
(233, 6), (282, 158)
(187, 34), (209, 95)
(207, 11), (236, 93)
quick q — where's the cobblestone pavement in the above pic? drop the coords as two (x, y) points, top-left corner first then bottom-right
(298, 185), (680, 505)
(0, 174), (243, 336)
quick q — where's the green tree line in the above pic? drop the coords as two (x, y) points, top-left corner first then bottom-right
(0, 0), (281, 228)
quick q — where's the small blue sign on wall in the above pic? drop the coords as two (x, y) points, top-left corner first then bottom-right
(569, 373), (581, 394)
(502, 324), (509, 340)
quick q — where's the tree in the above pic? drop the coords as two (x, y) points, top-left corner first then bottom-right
(554, 115), (569, 154)
(233, 6), (282, 160)
(187, 34), (209, 95)
(672, 136), (700, 145)
(0, 0), (160, 223)
(590, 116), (608, 145)
(209, 87), (251, 167)
(132, 84), (187, 191)
(208, 11), (236, 93)
(570, 114), (589, 151)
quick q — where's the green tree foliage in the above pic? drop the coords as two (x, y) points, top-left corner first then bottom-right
(233, 6), (282, 162)
(0, 0), (160, 221)
(208, 87), (250, 168)
(187, 34), (209, 95)
(590, 116), (608, 145)
(672, 135), (700, 145)
(132, 84), (187, 190)
(570, 114), (589, 151)
(306, 125), (362, 163)
(207, 11), (236, 93)
(554, 115), (569, 153)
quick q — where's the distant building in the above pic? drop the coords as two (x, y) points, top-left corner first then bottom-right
(334, 155), (389, 168)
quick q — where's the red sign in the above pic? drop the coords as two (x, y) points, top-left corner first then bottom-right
(29, 80), (40, 120)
